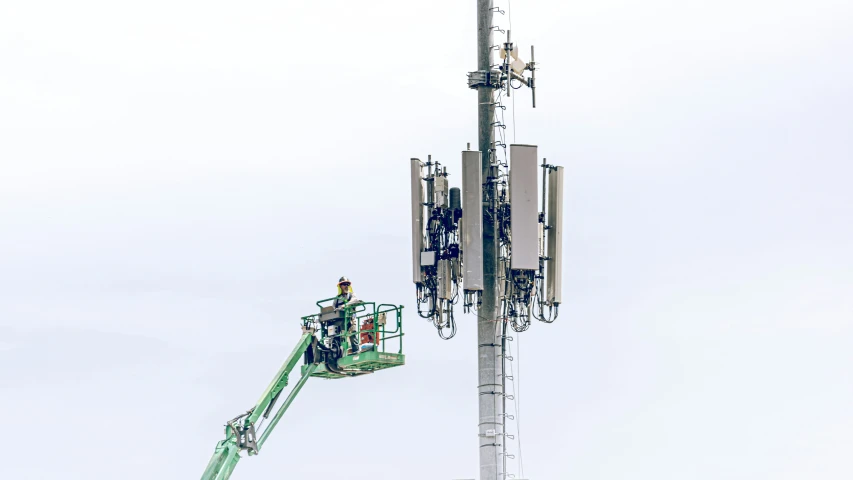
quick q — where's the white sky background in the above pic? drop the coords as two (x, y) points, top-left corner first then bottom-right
(1, 0), (852, 478)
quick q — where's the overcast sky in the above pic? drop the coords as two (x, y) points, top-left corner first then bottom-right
(1, 0), (852, 479)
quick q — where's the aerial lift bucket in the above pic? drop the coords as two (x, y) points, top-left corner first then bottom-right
(300, 300), (405, 379)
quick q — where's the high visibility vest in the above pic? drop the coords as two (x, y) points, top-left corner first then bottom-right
(334, 292), (354, 308)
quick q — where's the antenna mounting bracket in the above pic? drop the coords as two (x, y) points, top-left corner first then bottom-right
(467, 70), (502, 89)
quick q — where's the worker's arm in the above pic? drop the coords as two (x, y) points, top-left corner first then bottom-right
(335, 294), (362, 311)
(200, 329), (318, 480)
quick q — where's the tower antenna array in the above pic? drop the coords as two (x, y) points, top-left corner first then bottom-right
(409, 2), (562, 479)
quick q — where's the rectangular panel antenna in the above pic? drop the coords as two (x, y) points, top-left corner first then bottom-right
(461, 150), (483, 291)
(438, 259), (452, 299)
(546, 166), (564, 304)
(435, 176), (449, 208)
(509, 145), (539, 270)
(410, 159), (424, 284)
(498, 258), (507, 299)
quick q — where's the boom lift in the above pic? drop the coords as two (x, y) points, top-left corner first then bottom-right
(200, 299), (405, 480)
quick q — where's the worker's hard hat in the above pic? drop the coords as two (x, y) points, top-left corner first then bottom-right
(338, 276), (351, 285)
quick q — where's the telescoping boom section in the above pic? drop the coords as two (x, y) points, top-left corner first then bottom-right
(200, 300), (404, 480)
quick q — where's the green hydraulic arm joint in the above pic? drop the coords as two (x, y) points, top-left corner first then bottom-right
(200, 329), (318, 480)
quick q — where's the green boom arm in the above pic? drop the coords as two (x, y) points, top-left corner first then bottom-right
(200, 329), (318, 480)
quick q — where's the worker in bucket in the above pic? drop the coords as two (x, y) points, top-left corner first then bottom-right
(332, 276), (361, 355)
(333, 276), (358, 310)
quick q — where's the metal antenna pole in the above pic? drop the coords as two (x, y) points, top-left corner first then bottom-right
(477, 1), (503, 479)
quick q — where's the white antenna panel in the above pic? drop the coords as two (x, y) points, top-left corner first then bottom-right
(462, 150), (484, 291)
(509, 144), (539, 270)
(546, 166), (564, 304)
(410, 159), (424, 284)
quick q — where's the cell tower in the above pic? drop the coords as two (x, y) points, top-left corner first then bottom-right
(409, 2), (564, 479)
